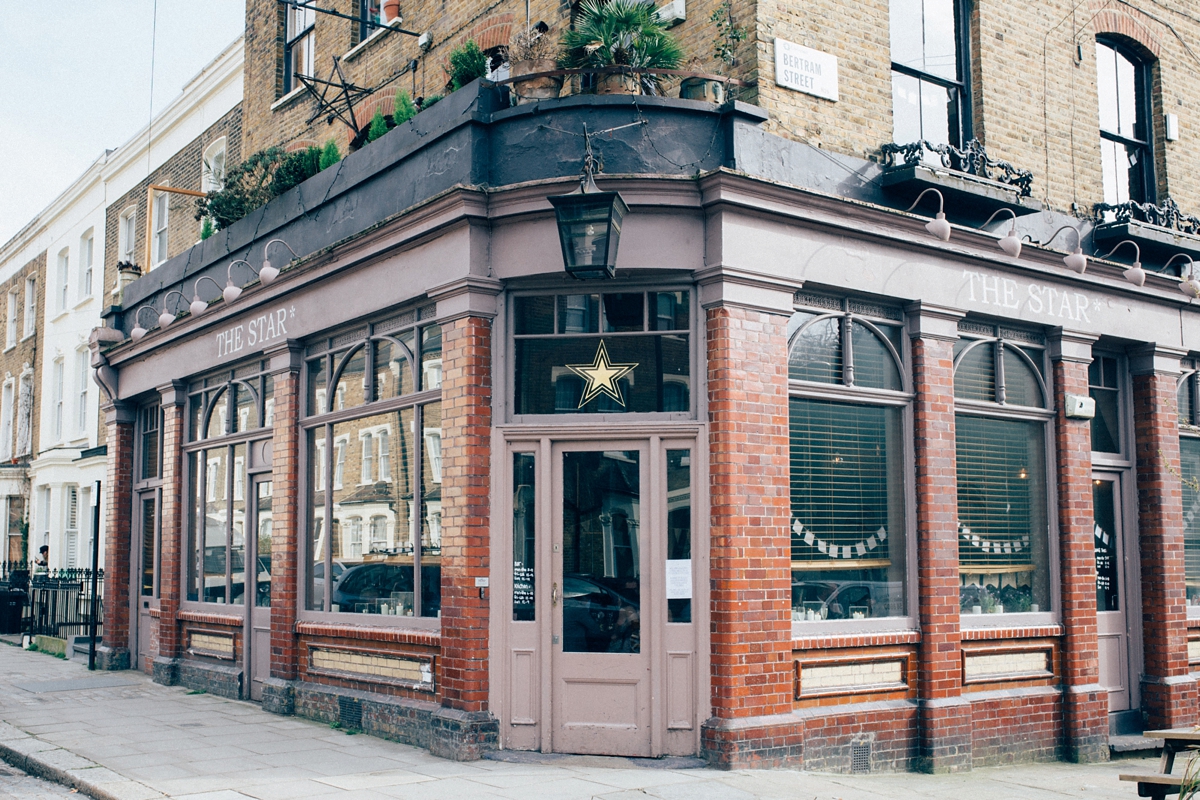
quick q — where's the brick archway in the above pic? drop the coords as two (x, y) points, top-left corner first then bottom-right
(1090, 4), (1162, 59)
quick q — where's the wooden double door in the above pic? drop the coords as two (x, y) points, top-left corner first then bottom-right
(498, 436), (703, 757)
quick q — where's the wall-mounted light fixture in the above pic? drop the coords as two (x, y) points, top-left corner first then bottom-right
(1037, 226), (1088, 274)
(157, 291), (187, 330)
(223, 259), (264, 304)
(130, 305), (160, 342)
(1166, 254), (1200, 298)
(981, 208), (1022, 258)
(547, 123), (638, 280)
(190, 276), (225, 316)
(905, 188), (951, 242)
(1096, 240), (1145, 286)
(261, 239), (299, 285)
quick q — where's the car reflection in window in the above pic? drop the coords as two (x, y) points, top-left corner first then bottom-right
(332, 562), (439, 617)
(561, 574), (639, 653)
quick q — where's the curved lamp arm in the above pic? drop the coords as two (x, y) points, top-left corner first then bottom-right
(1096, 239), (1145, 287)
(130, 305), (160, 341)
(980, 208), (1021, 257)
(260, 239), (299, 284)
(190, 275), (225, 316)
(1165, 254), (1200, 299)
(904, 188), (950, 242)
(223, 259), (259, 303)
(158, 290), (188, 329)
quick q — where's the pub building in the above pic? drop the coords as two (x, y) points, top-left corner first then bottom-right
(90, 84), (1200, 770)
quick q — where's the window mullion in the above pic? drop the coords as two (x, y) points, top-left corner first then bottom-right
(841, 314), (855, 387)
(413, 404), (424, 617)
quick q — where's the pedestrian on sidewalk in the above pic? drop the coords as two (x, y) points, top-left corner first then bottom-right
(33, 545), (48, 574)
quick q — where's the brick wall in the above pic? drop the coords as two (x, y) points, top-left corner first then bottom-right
(270, 365), (300, 680)
(99, 409), (134, 670)
(156, 391), (185, 664)
(438, 316), (492, 712)
(0, 253), (43, 465)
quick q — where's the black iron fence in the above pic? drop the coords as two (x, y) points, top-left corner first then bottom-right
(0, 561), (104, 639)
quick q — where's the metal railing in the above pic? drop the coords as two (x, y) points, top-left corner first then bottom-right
(0, 561), (104, 639)
(880, 138), (1035, 198)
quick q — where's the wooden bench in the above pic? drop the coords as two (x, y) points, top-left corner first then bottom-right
(1119, 773), (1183, 799)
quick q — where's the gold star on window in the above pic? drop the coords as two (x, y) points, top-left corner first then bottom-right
(566, 340), (638, 409)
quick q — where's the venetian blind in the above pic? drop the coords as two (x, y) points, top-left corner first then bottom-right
(1181, 437), (1200, 587)
(790, 397), (898, 562)
(955, 415), (1045, 570)
(789, 317), (841, 384)
(1002, 347), (1043, 407)
(954, 342), (995, 402)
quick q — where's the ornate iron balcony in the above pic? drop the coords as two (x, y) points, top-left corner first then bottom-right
(1093, 197), (1200, 236)
(881, 139), (1034, 198)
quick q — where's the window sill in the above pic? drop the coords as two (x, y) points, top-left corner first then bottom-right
(881, 163), (1043, 224)
(791, 617), (919, 637)
(342, 26), (390, 63)
(20, 333), (33, 343)
(959, 610), (1056, 630)
(296, 608), (441, 632)
(73, 295), (94, 311)
(51, 310), (69, 323)
(2, 345), (13, 354)
(271, 86), (307, 112)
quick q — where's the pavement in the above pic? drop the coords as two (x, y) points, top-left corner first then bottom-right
(0, 641), (1173, 800)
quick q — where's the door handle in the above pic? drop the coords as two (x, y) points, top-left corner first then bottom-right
(552, 582), (559, 607)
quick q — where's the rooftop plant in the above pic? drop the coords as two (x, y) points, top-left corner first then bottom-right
(393, 88), (417, 125)
(559, 0), (684, 95)
(506, 26), (558, 63)
(367, 109), (389, 142)
(447, 39), (489, 91)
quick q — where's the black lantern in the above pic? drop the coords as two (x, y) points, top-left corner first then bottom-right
(548, 176), (628, 280)
(547, 124), (629, 280)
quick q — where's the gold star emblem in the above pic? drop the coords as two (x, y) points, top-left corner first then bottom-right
(566, 340), (638, 408)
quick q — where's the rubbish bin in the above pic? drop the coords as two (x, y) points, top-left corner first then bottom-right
(0, 588), (25, 634)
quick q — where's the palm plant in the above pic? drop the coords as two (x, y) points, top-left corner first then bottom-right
(560, 0), (684, 95)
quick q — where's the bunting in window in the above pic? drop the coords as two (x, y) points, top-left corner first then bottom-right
(792, 518), (887, 560)
(957, 521), (1028, 557)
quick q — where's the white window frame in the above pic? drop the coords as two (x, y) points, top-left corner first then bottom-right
(23, 277), (35, 338)
(5, 292), (16, 349)
(57, 248), (69, 313)
(152, 190), (170, 266)
(378, 428), (391, 481)
(202, 138), (227, 193)
(53, 358), (64, 441)
(76, 349), (89, 435)
(119, 207), (137, 264)
(0, 381), (13, 462)
(64, 485), (79, 569)
(80, 229), (94, 299)
(361, 431), (374, 483)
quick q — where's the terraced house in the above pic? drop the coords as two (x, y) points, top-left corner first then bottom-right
(90, 0), (1200, 772)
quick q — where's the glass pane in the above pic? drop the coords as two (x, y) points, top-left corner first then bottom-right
(307, 356), (328, 415)
(307, 429), (325, 611)
(889, 0), (924, 71)
(187, 452), (200, 601)
(374, 337), (414, 402)
(233, 381), (257, 433)
(230, 444), (247, 606)
(956, 415), (1051, 614)
(789, 316), (841, 384)
(1181, 438), (1200, 611)
(1091, 389), (1120, 453)
(922, 0), (959, 82)
(514, 296), (555, 335)
(562, 450), (640, 652)
(1096, 42), (1119, 133)
(954, 341), (994, 401)
(203, 448), (228, 603)
(256, 481), (272, 607)
(666, 449), (692, 623)
(421, 401), (442, 617)
(335, 347), (367, 410)
(1092, 479), (1119, 612)
(603, 293), (644, 332)
(513, 453), (536, 622)
(421, 325), (442, 391)
(1115, 47), (1137, 139)
(142, 407), (160, 479)
(141, 496), (156, 596)
(790, 399), (906, 621)
(649, 291), (688, 331)
(263, 374), (274, 426)
(189, 395), (204, 441)
(206, 389), (228, 439)
(919, 79), (954, 148)
(850, 321), (902, 391)
(515, 335), (689, 414)
(1180, 378), (1194, 428)
(892, 71), (922, 144)
(327, 410), (415, 615)
(1002, 347), (1043, 408)
(558, 295), (600, 334)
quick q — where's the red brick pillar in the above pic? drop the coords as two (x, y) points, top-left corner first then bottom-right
(98, 402), (135, 670)
(1131, 344), (1196, 729)
(1049, 331), (1108, 762)
(701, 301), (796, 767)
(430, 313), (496, 759)
(264, 342), (301, 715)
(907, 303), (971, 773)
(152, 382), (186, 684)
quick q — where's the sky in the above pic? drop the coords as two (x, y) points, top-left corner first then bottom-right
(0, 1), (247, 246)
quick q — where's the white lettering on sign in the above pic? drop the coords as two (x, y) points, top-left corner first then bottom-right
(215, 306), (295, 360)
(774, 39), (839, 102)
(961, 271), (1092, 323)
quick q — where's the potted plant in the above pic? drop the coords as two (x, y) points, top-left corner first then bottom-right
(680, 0), (745, 103)
(382, 0), (401, 25)
(446, 39), (489, 92)
(506, 27), (562, 104)
(560, 0), (684, 96)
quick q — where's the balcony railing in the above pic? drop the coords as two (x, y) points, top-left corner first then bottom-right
(881, 138), (1034, 198)
(1094, 197), (1200, 236)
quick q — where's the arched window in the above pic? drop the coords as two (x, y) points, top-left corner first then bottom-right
(1097, 38), (1154, 205)
(953, 322), (1053, 618)
(788, 295), (910, 624)
(304, 309), (442, 619)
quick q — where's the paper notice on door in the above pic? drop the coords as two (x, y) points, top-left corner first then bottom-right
(665, 559), (693, 600)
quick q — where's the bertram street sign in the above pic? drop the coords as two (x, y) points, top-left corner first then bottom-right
(774, 38), (839, 102)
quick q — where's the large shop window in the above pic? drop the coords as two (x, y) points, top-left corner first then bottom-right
(512, 291), (690, 416)
(304, 309), (442, 619)
(1178, 368), (1200, 615)
(953, 323), (1053, 617)
(787, 295), (910, 624)
(890, 0), (971, 147)
(185, 364), (275, 604)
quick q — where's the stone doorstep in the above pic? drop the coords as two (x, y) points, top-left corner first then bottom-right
(0, 734), (166, 800)
(1110, 734), (1164, 759)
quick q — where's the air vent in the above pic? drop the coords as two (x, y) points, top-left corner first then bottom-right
(338, 696), (363, 730)
(851, 742), (871, 774)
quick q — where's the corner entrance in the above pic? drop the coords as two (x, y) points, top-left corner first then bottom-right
(499, 436), (702, 757)
(1093, 472), (1139, 728)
